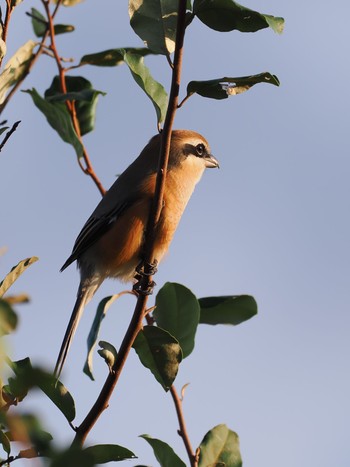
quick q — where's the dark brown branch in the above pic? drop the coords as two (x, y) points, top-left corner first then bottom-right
(72, 0), (188, 446)
(170, 385), (198, 467)
(0, 120), (20, 152)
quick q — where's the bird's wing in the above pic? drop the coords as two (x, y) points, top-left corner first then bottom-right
(60, 199), (135, 272)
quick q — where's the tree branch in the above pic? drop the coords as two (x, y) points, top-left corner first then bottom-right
(72, 0), (188, 446)
(170, 385), (198, 467)
(42, 0), (105, 196)
(0, 120), (20, 152)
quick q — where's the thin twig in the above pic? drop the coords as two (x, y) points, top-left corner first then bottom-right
(42, 0), (105, 196)
(71, 0), (188, 446)
(0, 120), (20, 152)
(170, 385), (198, 467)
(0, 1), (62, 115)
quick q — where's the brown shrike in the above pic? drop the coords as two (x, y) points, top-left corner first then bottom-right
(54, 130), (219, 379)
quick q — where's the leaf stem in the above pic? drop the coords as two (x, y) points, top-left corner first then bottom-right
(0, 119), (20, 152)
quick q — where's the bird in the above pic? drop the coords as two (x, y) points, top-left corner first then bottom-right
(54, 130), (219, 379)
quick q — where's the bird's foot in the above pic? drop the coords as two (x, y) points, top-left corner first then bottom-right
(133, 279), (156, 296)
(135, 259), (158, 277)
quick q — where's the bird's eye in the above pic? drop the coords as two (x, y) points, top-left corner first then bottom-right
(195, 143), (205, 157)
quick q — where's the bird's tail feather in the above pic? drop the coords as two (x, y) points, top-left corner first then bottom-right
(54, 279), (100, 380)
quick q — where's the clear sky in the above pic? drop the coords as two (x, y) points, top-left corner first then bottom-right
(1, 1), (349, 466)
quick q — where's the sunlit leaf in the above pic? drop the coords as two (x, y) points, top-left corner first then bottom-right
(140, 435), (186, 467)
(123, 50), (168, 124)
(80, 47), (156, 67)
(24, 88), (84, 159)
(52, 0), (85, 6)
(133, 326), (182, 391)
(199, 295), (257, 325)
(0, 40), (36, 104)
(83, 295), (119, 380)
(186, 73), (279, 100)
(97, 341), (118, 373)
(198, 424), (242, 467)
(129, 0), (179, 54)
(84, 444), (137, 463)
(0, 257), (38, 298)
(45, 76), (105, 136)
(193, 0), (284, 34)
(154, 282), (199, 358)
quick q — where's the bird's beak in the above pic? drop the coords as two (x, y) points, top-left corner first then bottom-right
(204, 153), (220, 168)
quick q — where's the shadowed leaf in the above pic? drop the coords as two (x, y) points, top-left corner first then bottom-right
(84, 444), (137, 463)
(129, 0), (179, 54)
(140, 435), (186, 467)
(0, 300), (17, 336)
(154, 282), (200, 358)
(199, 295), (257, 325)
(187, 73), (279, 100)
(24, 88), (84, 158)
(133, 326), (182, 391)
(80, 47), (157, 67)
(45, 76), (105, 136)
(198, 424), (242, 467)
(193, 0), (284, 34)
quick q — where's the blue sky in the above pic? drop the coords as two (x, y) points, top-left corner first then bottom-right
(1, 0), (350, 466)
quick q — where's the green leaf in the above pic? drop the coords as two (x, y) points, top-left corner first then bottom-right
(30, 8), (75, 37)
(140, 435), (186, 467)
(80, 47), (157, 67)
(0, 299), (17, 336)
(199, 295), (257, 325)
(30, 8), (47, 37)
(198, 424), (242, 467)
(133, 326), (182, 391)
(0, 430), (11, 455)
(83, 295), (119, 380)
(50, 447), (95, 467)
(0, 126), (9, 135)
(123, 50), (168, 125)
(24, 88), (84, 159)
(154, 282), (199, 358)
(45, 76), (105, 136)
(83, 444), (137, 463)
(193, 0), (284, 34)
(35, 371), (76, 423)
(0, 40), (36, 104)
(129, 0), (179, 54)
(8, 359), (76, 422)
(0, 257), (38, 298)
(187, 72), (280, 100)
(54, 24), (75, 35)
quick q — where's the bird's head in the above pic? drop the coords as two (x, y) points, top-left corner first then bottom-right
(169, 130), (219, 170)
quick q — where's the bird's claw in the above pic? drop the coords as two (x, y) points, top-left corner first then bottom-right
(136, 259), (158, 277)
(133, 279), (156, 296)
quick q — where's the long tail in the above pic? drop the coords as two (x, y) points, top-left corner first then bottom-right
(54, 279), (100, 380)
